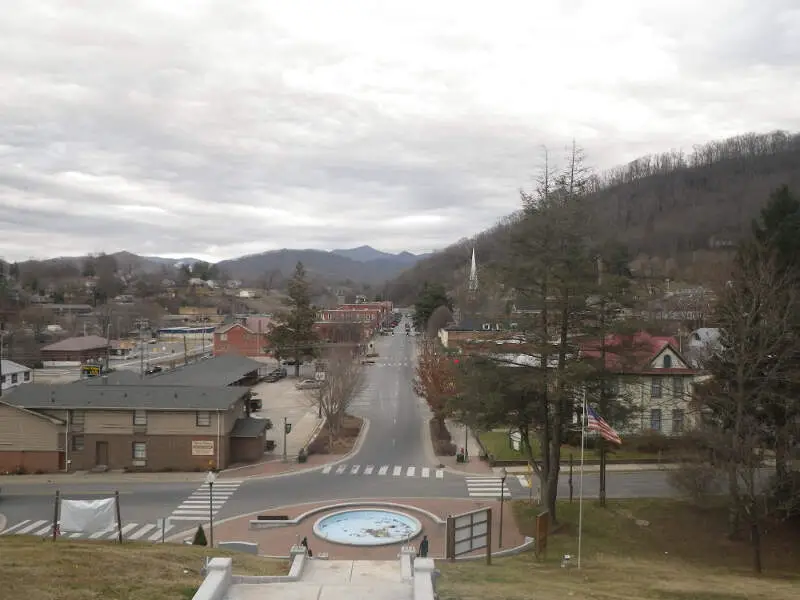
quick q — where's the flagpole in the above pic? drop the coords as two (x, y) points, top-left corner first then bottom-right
(578, 386), (587, 569)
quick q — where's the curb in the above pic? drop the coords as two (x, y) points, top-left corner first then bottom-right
(233, 417), (372, 482)
(167, 495), (488, 544)
(220, 415), (328, 477)
(0, 513), (7, 534)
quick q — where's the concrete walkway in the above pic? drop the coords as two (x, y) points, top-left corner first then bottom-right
(226, 561), (411, 600)
(250, 377), (323, 458)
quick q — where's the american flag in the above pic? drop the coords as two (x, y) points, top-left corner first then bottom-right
(586, 405), (622, 445)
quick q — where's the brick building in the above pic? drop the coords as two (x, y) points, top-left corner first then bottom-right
(0, 355), (270, 473)
(213, 323), (268, 357)
(41, 335), (109, 366)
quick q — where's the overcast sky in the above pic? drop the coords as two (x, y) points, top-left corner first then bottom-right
(1, 1), (798, 263)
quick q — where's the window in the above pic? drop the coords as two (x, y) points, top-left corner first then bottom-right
(0, 375), (5, 384)
(132, 442), (147, 460)
(672, 409), (685, 434)
(650, 409), (662, 431)
(220, 334), (228, 342)
(71, 411), (86, 426)
(196, 411), (211, 427)
(11, 373), (18, 384)
(663, 354), (672, 369)
(651, 378), (662, 398)
(71, 435), (85, 451)
(133, 410), (147, 426)
(608, 378), (620, 396)
(24, 371), (31, 381)
(672, 377), (683, 397)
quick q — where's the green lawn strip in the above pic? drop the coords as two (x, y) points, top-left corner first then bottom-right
(478, 430), (665, 462)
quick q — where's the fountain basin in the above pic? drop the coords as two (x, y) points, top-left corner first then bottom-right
(312, 508), (422, 546)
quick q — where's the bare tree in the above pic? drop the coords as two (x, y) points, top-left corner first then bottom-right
(306, 349), (366, 448)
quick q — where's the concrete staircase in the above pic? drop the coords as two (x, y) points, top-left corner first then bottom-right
(192, 545), (437, 600)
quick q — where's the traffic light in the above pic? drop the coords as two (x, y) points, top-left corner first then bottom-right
(285, 423), (292, 434)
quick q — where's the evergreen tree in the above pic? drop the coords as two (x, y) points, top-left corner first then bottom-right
(268, 262), (318, 376)
(192, 524), (208, 546)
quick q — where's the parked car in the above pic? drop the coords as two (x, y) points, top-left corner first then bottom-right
(248, 394), (262, 411)
(295, 379), (321, 390)
(144, 365), (163, 375)
(282, 358), (299, 366)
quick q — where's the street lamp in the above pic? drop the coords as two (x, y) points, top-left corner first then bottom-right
(499, 467), (508, 548)
(205, 470), (217, 547)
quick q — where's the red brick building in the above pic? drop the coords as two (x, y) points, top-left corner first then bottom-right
(213, 323), (267, 357)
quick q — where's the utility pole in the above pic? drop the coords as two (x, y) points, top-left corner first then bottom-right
(0, 330), (5, 399)
(183, 334), (188, 365)
(135, 318), (148, 378)
(104, 311), (113, 373)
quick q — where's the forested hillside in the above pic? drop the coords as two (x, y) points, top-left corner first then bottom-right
(386, 131), (800, 304)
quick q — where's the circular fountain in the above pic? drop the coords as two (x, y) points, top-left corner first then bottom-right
(312, 508), (422, 546)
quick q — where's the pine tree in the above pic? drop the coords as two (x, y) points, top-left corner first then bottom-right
(192, 524), (208, 546)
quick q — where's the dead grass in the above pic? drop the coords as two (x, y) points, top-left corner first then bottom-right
(437, 499), (800, 600)
(0, 536), (288, 600)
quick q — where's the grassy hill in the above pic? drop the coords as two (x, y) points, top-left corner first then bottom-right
(0, 536), (287, 600)
(386, 130), (800, 304)
(438, 498), (800, 600)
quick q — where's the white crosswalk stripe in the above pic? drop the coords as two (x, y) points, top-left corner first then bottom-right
(1, 520), (175, 542)
(320, 464), (445, 480)
(168, 479), (244, 522)
(465, 477), (512, 499)
(517, 474), (531, 488)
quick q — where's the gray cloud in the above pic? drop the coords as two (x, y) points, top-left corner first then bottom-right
(1, 0), (799, 262)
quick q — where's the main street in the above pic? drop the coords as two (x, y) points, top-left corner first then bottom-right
(0, 316), (679, 541)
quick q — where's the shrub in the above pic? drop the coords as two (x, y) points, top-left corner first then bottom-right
(626, 431), (674, 454)
(14, 465), (27, 475)
(192, 525), (208, 546)
(298, 448), (308, 463)
(265, 440), (276, 452)
(667, 459), (721, 506)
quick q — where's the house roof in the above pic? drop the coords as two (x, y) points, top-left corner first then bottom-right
(216, 322), (254, 335)
(4, 384), (247, 411)
(77, 370), (143, 386)
(579, 331), (694, 373)
(142, 354), (264, 387)
(1, 359), (30, 374)
(230, 417), (270, 438)
(41, 335), (109, 352)
(0, 400), (65, 425)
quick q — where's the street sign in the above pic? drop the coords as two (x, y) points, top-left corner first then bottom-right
(314, 371), (326, 381)
(285, 423), (292, 434)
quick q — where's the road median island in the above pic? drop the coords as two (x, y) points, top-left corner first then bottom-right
(437, 497), (800, 600)
(306, 414), (364, 456)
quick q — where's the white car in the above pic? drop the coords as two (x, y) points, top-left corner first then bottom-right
(295, 379), (321, 390)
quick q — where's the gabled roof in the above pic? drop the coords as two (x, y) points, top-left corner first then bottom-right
(1, 359), (31, 374)
(4, 384), (247, 411)
(42, 335), (109, 352)
(215, 322), (254, 335)
(0, 400), (65, 425)
(579, 331), (694, 373)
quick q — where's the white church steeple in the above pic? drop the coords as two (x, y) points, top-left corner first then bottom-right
(468, 247), (478, 294)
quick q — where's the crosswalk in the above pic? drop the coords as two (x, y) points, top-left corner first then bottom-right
(321, 464), (445, 479)
(0, 519), (174, 542)
(168, 479), (244, 522)
(375, 362), (412, 367)
(465, 477), (513, 499)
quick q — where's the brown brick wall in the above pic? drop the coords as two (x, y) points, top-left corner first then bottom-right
(0, 450), (62, 474)
(231, 437), (265, 463)
(66, 433), (233, 472)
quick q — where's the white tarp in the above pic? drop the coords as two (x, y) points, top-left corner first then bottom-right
(60, 497), (117, 533)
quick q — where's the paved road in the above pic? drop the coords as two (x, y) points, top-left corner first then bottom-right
(0, 314), (683, 540)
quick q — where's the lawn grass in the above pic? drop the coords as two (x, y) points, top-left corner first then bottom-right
(437, 498), (800, 600)
(0, 536), (289, 600)
(479, 430), (662, 462)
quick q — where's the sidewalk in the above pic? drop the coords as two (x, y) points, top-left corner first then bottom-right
(438, 420), (493, 475)
(250, 378), (324, 458)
